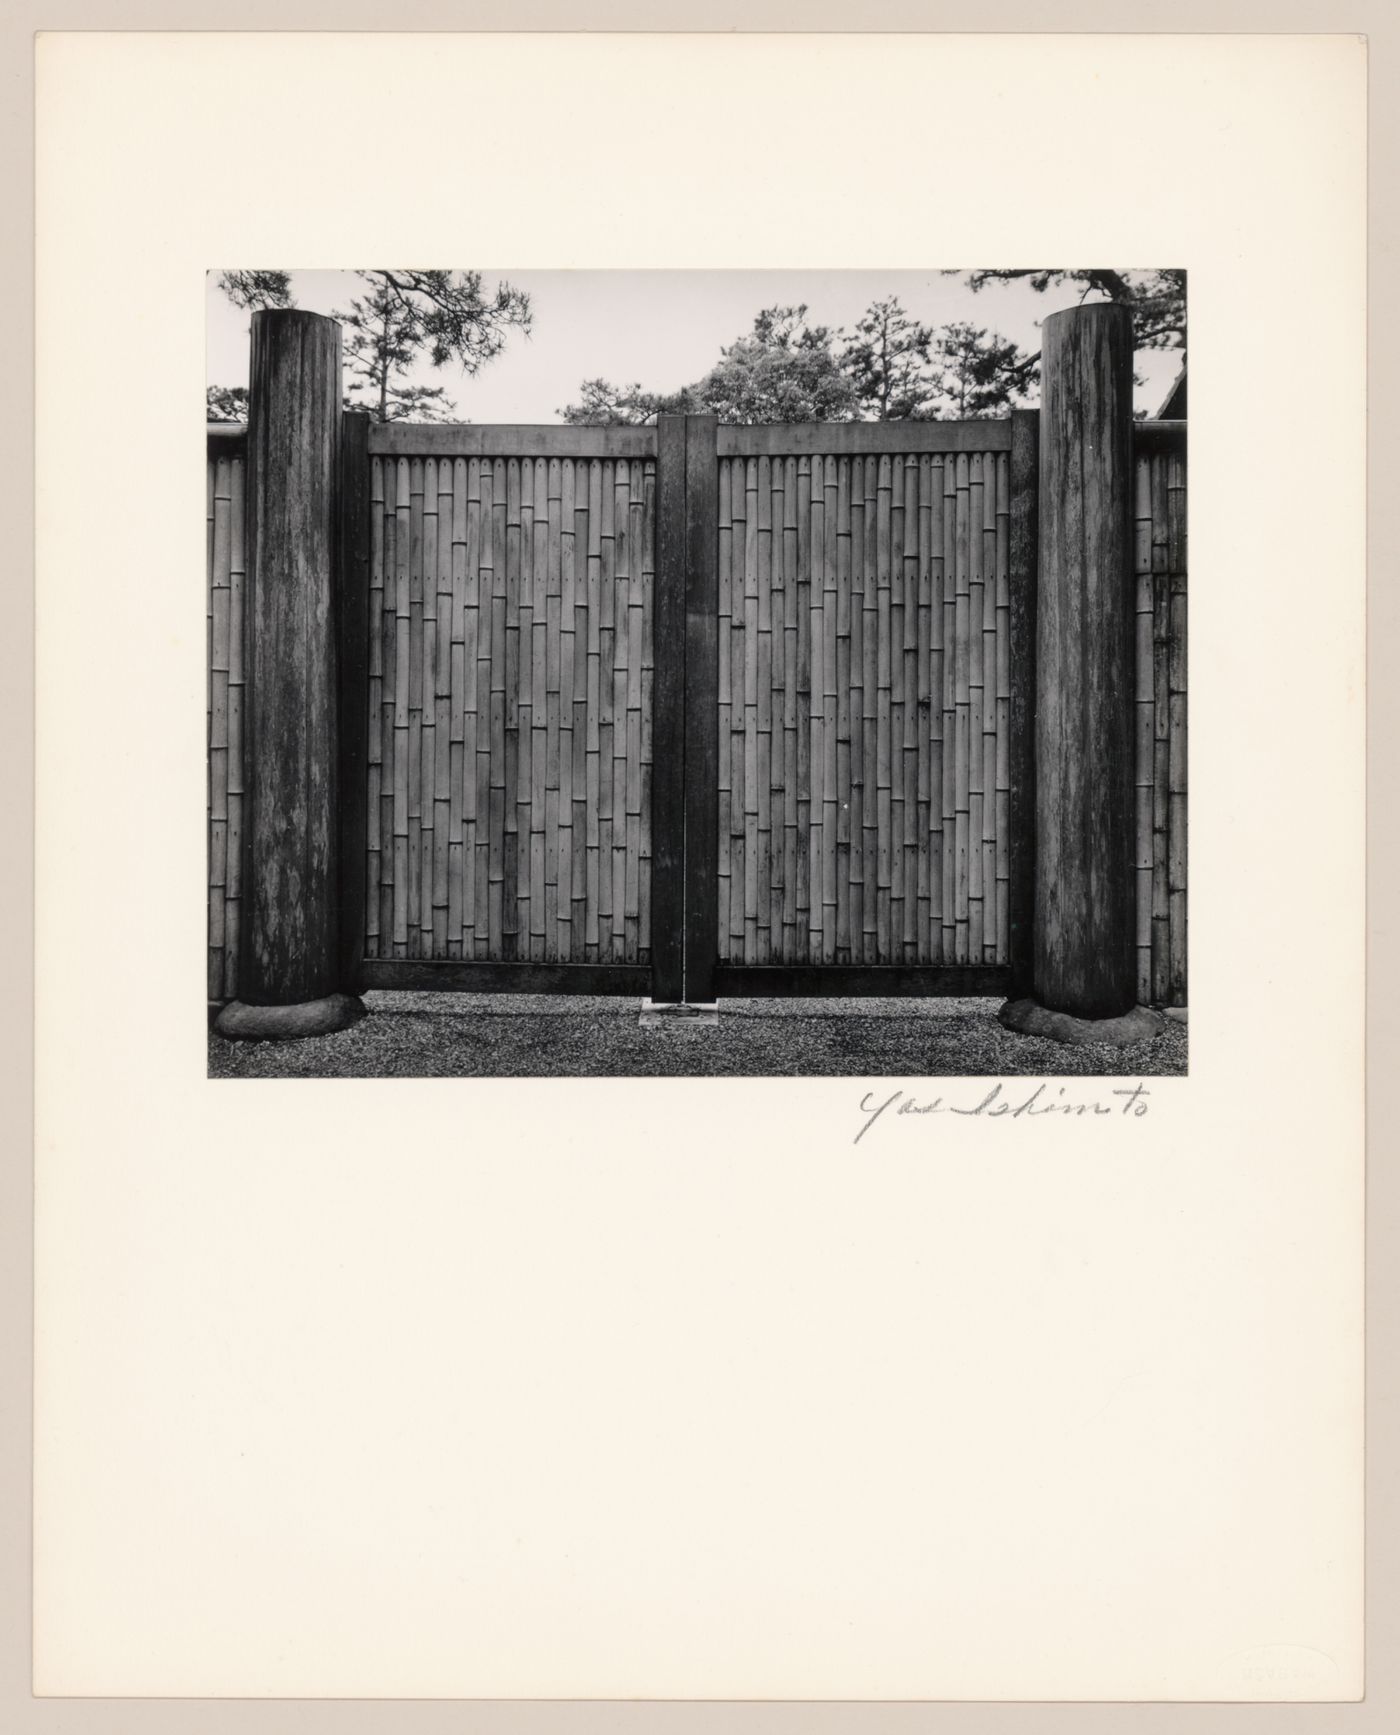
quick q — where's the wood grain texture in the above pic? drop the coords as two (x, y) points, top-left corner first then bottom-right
(370, 422), (658, 458)
(715, 964), (1012, 998)
(720, 419), (1012, 457)
(1033, 302), (1137, 1018)
(242, 310), (344, 1004)
(362, 959), (649, 994)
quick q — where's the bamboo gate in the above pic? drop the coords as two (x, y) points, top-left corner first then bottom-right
(208, 306), (1186, 1033)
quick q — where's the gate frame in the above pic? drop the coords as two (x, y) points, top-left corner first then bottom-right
(683, 412), (1039, 1003)
(336, 403), (1043, 1006)
(348, 418), (660, 1000)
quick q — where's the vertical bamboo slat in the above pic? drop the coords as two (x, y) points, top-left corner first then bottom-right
(446, 460), (466, 957)
(794, 457), (812, 963)
(571, 460), (590, 948)
(483, 460), (503, 954)
(557, 458), (575, 960)
(535, 458), (552, 958)
(408, 457), (425, 957)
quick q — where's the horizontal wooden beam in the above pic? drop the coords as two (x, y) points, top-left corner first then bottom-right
(1132, 419), (1186, 452)
(220, 417), (1047, 459)
(367, 422), (657, 459)
(713, 964), (1014, 998)
(718, 419), (1012, 458)
(361, 960), (650, 995)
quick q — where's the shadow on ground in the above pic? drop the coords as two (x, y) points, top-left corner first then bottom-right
(209, 993), (1187, 1080)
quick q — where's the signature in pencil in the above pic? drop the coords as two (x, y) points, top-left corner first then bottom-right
(854, 1082), (1152, 1144)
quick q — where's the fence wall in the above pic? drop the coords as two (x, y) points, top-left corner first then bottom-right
(716, 433), (1013, 967)
(207, 414), (1188, 1007)
(1133, 426), (1187, 1007)
(206, 431), (246, 1002)
(363, 431), (657, 964)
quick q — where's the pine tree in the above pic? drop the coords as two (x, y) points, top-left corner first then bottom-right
(839, 297), (937, 419)
(928, 322), (1037, 418)
(215, 269), (532, 422)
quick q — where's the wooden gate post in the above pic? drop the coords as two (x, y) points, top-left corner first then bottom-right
(1001, 302), (1162, 1043)
(682, 413), (719, 1006)
(216, 309), (366, 1040)
(651, 414), (688, 1004)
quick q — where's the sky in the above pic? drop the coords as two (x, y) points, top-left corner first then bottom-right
(206, 270), (1184, 422)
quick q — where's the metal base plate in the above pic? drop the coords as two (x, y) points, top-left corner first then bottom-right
(638, 999), (720, 1028)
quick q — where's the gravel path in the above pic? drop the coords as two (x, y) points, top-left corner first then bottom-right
(209, 993), (1187, 1080)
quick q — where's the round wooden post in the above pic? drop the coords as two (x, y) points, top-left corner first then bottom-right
(216, 309), (365, 1041)
(1000, 302), (1161, 1045)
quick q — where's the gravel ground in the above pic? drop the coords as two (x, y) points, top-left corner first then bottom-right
(209, 993), (1187, 1080)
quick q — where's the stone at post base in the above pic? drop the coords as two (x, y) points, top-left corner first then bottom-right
(214, 993), (366, 1042)
(998, 996), (1165, 1048)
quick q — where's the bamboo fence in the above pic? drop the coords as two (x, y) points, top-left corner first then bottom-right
(364, 446), (656, 965)
(207, 417), (1187, 1004)
(1133, 430), (1188, 1007)
(206, 433), (246, 1002)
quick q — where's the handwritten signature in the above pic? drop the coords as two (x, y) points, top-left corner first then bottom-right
(854, 1082), (1152, 1144)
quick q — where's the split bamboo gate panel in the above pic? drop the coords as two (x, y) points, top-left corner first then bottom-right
(207, 429), (247, 1002)
(361, 427), (658, 967)
(1133, 422), (1187, 1007)
(714, 429), (1015, 968)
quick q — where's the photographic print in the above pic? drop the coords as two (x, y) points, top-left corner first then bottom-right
(205, 267), (1187, 1080)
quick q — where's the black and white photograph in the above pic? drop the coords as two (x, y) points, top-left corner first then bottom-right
(206, 267), (1187, 1079)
